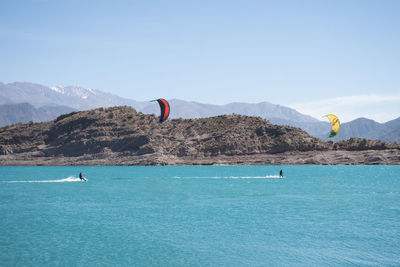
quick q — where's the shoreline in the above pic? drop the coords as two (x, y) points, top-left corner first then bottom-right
(0, 149), (398, 166)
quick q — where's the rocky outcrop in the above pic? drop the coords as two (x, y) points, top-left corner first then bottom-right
(334, 138), (397, 151)
(0, 106), (398, 165)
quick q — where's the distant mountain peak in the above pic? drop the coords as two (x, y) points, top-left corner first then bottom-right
(347, 117), (383, 126)
(50, 85), (98, 99)
(50, 86), (65, 94)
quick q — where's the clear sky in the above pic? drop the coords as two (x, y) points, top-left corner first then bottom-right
(1, 0), (399, 122)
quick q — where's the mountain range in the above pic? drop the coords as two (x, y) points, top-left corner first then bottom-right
(0, 82), (399, 143)
(0, 103), (76, 127)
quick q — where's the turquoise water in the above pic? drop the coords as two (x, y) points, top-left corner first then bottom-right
(1, 165), (399, 266)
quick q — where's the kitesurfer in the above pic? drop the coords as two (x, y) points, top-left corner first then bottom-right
(279, 170), (283, 178)
(79, 172), (86, 181)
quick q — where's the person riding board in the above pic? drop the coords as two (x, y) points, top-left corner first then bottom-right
(279, 170), (283, 178)
(79, 172), (87, 181)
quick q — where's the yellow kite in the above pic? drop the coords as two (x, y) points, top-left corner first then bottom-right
(324, 114), (340, 138)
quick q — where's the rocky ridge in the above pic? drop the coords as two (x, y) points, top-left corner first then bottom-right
(0, 106), (398, 165)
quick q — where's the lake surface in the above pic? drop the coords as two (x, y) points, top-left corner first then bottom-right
(1, 165), (399, 266)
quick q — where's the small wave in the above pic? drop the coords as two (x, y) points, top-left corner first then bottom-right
(5, 176), (83, 183)
(173, 175), (283, 179)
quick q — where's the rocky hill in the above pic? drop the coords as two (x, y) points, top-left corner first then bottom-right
(1, 82), (399, 143)
(0, 106), (398, 165)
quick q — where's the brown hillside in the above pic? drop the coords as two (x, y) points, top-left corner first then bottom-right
(0, 106), (398, 165)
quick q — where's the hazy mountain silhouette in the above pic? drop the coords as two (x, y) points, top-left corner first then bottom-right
(0, 82), (398, 143)
(0, 103), (76, 127)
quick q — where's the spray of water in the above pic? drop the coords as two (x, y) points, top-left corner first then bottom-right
(6, 176), (84, 183)
(173, 175), (283, 179)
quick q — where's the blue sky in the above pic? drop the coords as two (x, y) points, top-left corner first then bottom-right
(1, 0), (399, 122)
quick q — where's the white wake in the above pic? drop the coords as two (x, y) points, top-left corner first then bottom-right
(6, 176), (83, 183)
(173, 175), (283, 179)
